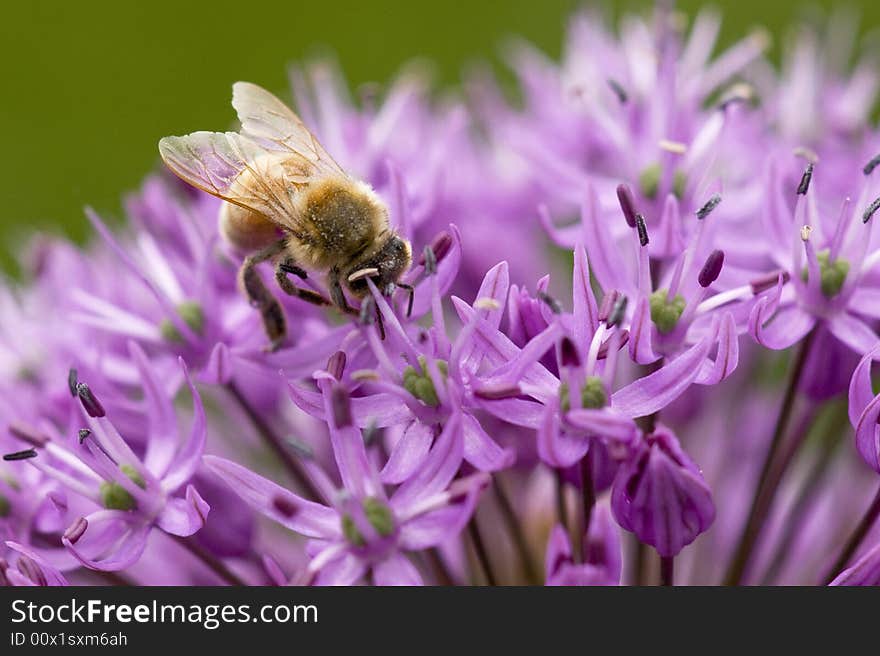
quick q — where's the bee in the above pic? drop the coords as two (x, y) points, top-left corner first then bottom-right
(158, 82), (412, 349)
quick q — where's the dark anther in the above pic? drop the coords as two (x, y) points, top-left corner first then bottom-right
(327, 351), (347, 380)
(3, 449), (37, 461)
(749, 270), (790, 294)
(363, 422), (383, 446)
(272, 496), (299, 518)
(422, 245), (438, 275)
(17, 556), (46, 587)
(68, 368), (78, 397)
(797, 163), (814, 196)
(597, 330), (630, 358)
(864, 154), (880, 176)
(863, 196), (880, 224)
(635, 215), (649, 247)
(537, 291), (563, 315)
(698, 250), (725, 288)
(421, 231), (452, 265)
(8, 422), (48, 447)
(76, 383), (106, 418)
(696, 194), (722, 220)
(63, 517), (88, 544)
(607, 295), (628, 328)
(616, 184), (638, 227)
(607, 78), (628, 104)
(598, 290), (620, 323)
(330, 384), (353, 429)
(78, 429), (91, 444)
(560, 337), (580, 368)
(473, 383), (523, 400)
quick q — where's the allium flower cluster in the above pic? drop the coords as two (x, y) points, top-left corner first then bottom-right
(3, 5), (880, 586)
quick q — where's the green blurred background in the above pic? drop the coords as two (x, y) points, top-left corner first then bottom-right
(0, 0), (875, 272)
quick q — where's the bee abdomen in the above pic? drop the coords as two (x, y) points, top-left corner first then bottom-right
(219, 203), (282, 252)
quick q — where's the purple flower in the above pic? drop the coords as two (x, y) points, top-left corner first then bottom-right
(746, 159), (880, 355)
(206, 383), (488, 584)
(611, 425), (715, 557)
(8, 344), (210, 572)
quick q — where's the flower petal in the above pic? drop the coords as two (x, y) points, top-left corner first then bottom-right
(462, 412), (515, 471)
(204, 456), (339, 538)
(829, 313), (879, 356)
(156, 485), (210, 537)
(381, 420), (434, 485)
(611, 331), (714, 418)
(372, 553), (424, 585)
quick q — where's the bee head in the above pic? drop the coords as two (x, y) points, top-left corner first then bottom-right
(346, 235), (412, 297)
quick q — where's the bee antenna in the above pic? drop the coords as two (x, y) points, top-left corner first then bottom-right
(398, 283), (415, 318)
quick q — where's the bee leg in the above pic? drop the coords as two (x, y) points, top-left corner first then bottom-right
(274, 258), (331, 307)
(397, 283), (414, 318)
(239, 239), (289, 350)
(327, 269), (359, 317)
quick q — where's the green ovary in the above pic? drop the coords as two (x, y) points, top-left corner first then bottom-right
(99, 465), (146, 511)
(559, 376), (607, 411)
(801, 250), (849, 298)
(160, 300), (205, 342)
(650, 289), (686, 333)
(639, 164), (686, 200)
(402, 356), (448, 407)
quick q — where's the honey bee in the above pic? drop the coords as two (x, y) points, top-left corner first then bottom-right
(158, 82), (412, 349)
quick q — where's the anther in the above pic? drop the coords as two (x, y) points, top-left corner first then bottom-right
(363, 422), (382, 447)
(749, 270), (790, 294)
(63, 517), (88, 544)
(698, 250), (725, 288)
(616, 184), (638, 227)
(330, 385), (353, 429)
(17, 557), (46, 587)
(607, 78), (628, 103)
(78, 429), (91, 444)
(560, 337), (580, 368)
(68, 368), (78, 397)
(863, 197), (880, 224)
(800, 225), (813, 241)
(537, 291), (563, 314)
(422, 246), (437, 275)
(659, 139), (687, 154)
(326, 351), (347, 380)
(3, 449), (37, 461)
(696, 194), (722, 220)
(272, 496), (299, 518)
(474, 297), (501, 311)
(864, 154), (880, 176)
(473, 383), (522, 400)
(797, 163), (814, 196)
(76, 383), (105, 418)
(635, 215), (649, 247)
(597, 290), (620, 323)
(607, 295), (628, 328)
(285, 437), (314, 460)
(8, 422), (48, 447)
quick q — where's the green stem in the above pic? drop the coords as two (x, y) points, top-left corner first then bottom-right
(467, 517), (498, 586)
(492, 476), (539, 584)
(173, 535), (248, 586)
(722, 327), (817, 585)
(660, 554), (674, 586)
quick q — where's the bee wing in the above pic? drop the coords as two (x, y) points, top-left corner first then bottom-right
(158, 130), (313, 228)
(231, 81), (347, 177)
